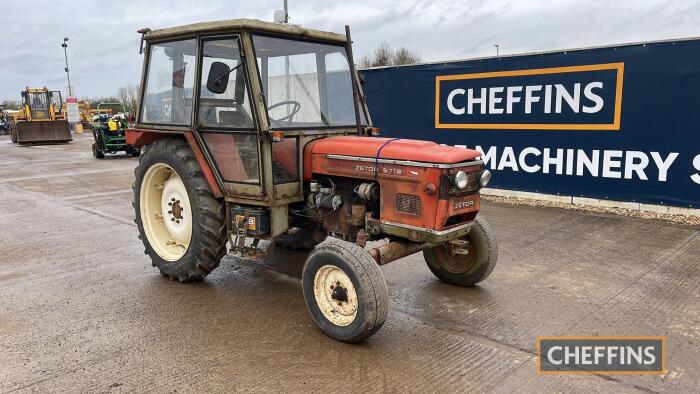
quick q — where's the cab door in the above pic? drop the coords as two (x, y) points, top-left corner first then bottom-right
(195, 35), (265, 199)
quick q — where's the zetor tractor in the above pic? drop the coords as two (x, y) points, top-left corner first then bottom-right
(127, 19), (496, 343)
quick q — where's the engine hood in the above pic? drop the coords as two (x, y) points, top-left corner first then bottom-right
(307, 136), (481, 164)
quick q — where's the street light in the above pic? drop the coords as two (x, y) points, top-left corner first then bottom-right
(494, 44), (499, 57)
(61, 37), (72, 97)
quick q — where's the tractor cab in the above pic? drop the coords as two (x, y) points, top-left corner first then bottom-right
(129, 20), (370, 228)
(127, 19), (496, 343)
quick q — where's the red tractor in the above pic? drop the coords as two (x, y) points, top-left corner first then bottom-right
(127, 19), (497, 342)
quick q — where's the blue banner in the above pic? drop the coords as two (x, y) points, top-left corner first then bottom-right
(360, 39), (700, 208)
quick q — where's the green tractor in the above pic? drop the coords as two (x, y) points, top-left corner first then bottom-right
(91, 103), (140, 158)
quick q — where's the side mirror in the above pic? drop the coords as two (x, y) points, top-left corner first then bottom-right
(207, 61), (230, 94)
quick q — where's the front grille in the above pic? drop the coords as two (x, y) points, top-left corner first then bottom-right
(439, 172), (480, 199)
(396, 193), (422, 215)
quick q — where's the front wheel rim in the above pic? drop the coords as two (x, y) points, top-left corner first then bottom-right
(433, 236), (478, 274)
(313, 264), (358, 327)
(140, 163), (192, 261)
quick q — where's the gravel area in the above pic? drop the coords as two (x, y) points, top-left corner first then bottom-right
(482, 194), (700, 226)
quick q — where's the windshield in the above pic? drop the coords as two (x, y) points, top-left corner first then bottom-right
(27, 92), (50, 119)
(252, 35), (364, 129)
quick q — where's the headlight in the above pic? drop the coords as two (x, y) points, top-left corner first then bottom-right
(454, 171), (468, 189)
(479, 170), (492, 187)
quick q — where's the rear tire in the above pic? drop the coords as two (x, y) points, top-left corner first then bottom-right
(10, 126), (17, 143)
(133, 138), (227, 281)
(92, 143), (105, 159)
(302, 241), (388, 343)
(423, 215), (498, 287)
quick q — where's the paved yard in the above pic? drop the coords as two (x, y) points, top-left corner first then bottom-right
(1, 134), (698, 392)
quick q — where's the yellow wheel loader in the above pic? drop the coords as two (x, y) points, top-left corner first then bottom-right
(9, 87), (72, 144)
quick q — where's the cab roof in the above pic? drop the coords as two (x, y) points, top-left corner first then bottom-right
(143, 18), (347, 43)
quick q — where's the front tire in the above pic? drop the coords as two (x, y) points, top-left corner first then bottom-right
(133, 138), (227, 281)
(302, 241), (388, 343)
(423, 215), (498, 287)
(127, 146), (141, 157)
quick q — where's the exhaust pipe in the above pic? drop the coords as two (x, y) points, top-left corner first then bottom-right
(370, 240), (436, 265)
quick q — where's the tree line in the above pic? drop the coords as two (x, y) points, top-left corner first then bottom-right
(1, 84), (140, 115)
(359, 42), (422, 68)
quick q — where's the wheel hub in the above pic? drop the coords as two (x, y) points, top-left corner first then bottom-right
(435, 235), (477, 274)
(331, 284), (348, 302)
(168, 199), (183, 221)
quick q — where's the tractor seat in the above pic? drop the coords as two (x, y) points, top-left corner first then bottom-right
(218, 110), (249, 127)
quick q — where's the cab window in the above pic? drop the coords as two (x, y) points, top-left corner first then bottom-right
(141, 39), (196, 125)
(198, 37), (259, 184)
(198, 37), (254, 129)
(253, 35), (365, 129)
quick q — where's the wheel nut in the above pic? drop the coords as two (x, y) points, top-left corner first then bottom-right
(171, 218), (175, 221)
(168, 202), (172, 206)
(171, 198), (175, 202)
(168, 210), (172, 214)
(176, 220), (180, 224)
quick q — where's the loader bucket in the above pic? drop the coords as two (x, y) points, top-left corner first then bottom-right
(15, 120), (72, 144)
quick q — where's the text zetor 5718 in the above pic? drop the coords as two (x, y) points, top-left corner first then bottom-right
(127, 19), (497, 342)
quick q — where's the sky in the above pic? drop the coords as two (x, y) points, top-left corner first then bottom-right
(1, 0), (698, 101)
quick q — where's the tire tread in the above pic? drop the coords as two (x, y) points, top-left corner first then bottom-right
(133, 138), (226, 281)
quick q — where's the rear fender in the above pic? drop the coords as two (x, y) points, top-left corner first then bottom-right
(126, 129), (223, 199)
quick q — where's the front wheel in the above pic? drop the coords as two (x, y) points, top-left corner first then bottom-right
(302, 241), (388, 343)
(423, 215), (498, 287)
(126, 146), (141, 157)
(133, 138), (227, 281)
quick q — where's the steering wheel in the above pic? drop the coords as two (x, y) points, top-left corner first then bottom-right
(268, 100), (301, 126)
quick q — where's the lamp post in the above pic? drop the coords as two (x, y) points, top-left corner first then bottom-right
(61, 37), (72, 97)
(494, 44), (499, 57)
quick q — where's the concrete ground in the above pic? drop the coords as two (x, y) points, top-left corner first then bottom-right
(0, 134), (698, 393)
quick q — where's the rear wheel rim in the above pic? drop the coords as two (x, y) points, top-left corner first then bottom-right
(313, 264), (358, 327)
(140, 163), (192, 261)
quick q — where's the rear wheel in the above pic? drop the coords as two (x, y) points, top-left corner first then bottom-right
(133, 138), (227, 281)
(92, 143), (105, 159)
(302, 241), (388, 343)
(423, 215), (498, 287)
(10, 126), (17, 143)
